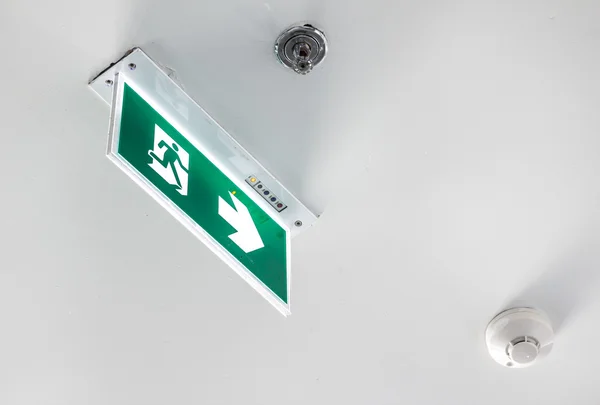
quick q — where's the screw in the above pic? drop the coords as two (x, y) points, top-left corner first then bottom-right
(128, 63), (136, 71)
(294, 220), (303, 227)
(104, 79), (113, 86)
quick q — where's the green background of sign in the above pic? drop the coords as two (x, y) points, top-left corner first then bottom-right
(117, 83), (288, 303)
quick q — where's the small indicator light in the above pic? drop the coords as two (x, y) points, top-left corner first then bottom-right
(246, 175), (286, 212)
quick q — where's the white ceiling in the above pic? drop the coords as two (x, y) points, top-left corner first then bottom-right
(2, 0), (600, 403)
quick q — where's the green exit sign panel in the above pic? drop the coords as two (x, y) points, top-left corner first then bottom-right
(109, 79), (290, 314)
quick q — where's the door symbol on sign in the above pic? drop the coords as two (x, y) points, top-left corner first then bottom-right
(148, 125), (190, 196)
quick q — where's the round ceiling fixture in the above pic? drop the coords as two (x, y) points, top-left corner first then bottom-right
(274, 24), (328, 75)
(485, 307), (554, 368)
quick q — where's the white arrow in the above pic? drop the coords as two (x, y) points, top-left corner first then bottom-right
(218, 192), (264, 253)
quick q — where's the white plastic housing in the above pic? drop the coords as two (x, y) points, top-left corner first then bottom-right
(485, 307), (554, 369)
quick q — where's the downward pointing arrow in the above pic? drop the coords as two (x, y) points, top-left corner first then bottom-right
(218, 192), (264, 253)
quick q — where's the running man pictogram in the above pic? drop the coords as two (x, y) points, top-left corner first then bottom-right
(147, 125), (190, 196)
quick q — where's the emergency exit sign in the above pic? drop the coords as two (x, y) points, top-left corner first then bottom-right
(89, 49), (317, 315)
(117, 82), (288, 304)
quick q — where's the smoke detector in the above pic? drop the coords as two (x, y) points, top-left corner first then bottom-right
(485, 307), (554, 368)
